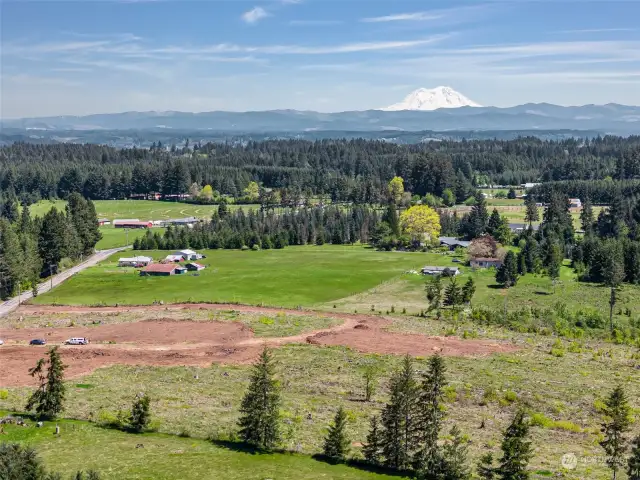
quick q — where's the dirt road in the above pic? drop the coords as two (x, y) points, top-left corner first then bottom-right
(1, 304), (517, 387)
(0, 247), (128, 318)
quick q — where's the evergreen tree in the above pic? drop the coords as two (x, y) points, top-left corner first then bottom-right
(363, 416), (382, 465)
(497, 410), (532, 480)
(477, 453), (496, 480)
(414, 355), (447, 475)
(461, 277), (476, 304)
(426, 276), (443, 314)
(38, 208), (68, 271)
(218, 199), (229, 219)
(523, 195), (539, 228)
(580, 197), (594, 233)
(66, 193), (101, 255)
(507, 188), (517, 200)
(383, 202), (400, 236)
(488, 209), (502, 236)
(516, 251), (526, 276)
(466, 191), (489, 239)
(323, 406), (350, 462)
(443, 277), (462, 309)
(25, 346), (66, 420)
(439, 425), (471, 480)
(0, 219), (24, 299)
(380, 355), (418, 470)
(545, 240), (563, 291)
(600, 386), (631, 480)
(128, 393), (151, 433)
(238, 346), (281, 450)
(496, 251), (519, 288)
(628, 435), (640, 480)
(0, 443), (47, 479)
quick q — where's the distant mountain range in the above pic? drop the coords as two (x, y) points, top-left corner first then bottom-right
(2, 101), (640, 137)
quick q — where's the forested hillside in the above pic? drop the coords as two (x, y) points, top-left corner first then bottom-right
(1, 137), (639, 204)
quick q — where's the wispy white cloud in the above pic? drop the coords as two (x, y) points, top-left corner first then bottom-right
(2, 73), (81, 88)
(288, 19), (342, 26)
(241, 6), (269, 24)
(4, 34), (450, 57)
(557, 28), (636, 34)
(361, 11), (443, 23)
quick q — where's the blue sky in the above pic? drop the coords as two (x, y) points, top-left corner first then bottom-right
(2, 0), (640, 117)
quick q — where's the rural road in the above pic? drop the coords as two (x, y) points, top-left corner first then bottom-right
(0, 246), (127, 318)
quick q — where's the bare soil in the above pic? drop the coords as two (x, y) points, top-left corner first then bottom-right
(1, 305), (517, 387)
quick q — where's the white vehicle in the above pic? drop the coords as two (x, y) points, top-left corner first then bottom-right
(0, 339), (4, 346)
(65, 337), (89, 345)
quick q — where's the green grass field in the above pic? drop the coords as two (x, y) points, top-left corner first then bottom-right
(33, 245), (427, 307)
(0, 414), (398, 480)
(27, 199), (260, 221)
(95, 226), (167, 250)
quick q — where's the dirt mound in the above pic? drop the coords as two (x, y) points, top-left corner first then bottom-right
(306, 322), (517, 357)
(1, 305), (517, 387)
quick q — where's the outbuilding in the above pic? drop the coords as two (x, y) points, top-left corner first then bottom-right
(185, 262), (206, 271)
(118, 256), (153, 267)
(470, 257), (503, 269)
(421, 266), (460, 276)
(439, 237), (471, 250)
(172, 249), (203, 260)
(140, 264), (186, 276)
(165, 254), (186, 263)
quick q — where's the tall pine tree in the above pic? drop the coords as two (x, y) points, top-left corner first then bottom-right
(323, 406), (350, 462)
(414, 355), (447, 475)
(238, 346), (281, 450)
(600, 386), (631, 480)
(380, 355), (418, 470)
(25, 347), (66, 420)
(497, 410), (532, 480)
(363, 416), (382, 466)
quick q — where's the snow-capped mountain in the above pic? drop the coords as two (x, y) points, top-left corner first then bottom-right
(382, 86), (481, 111)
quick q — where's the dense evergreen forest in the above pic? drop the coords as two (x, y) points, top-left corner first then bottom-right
(0, 193), (100, 300)
(1, 136), (639, 205)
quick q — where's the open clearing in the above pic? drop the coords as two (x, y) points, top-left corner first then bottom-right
(27, 199), (260, 220)
(32, 245), (430, 307)
(0, 305), (515, 386)
(1, 305), (638, 479)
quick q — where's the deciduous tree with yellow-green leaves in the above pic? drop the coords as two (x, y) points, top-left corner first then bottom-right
(388, 176), (405, 205)
(399, 205), (441, 242)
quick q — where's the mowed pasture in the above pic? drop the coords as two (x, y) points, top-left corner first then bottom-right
(27, 199), (260, 220)
(0, 414), (398, 480)
(32, 245), (429, 307)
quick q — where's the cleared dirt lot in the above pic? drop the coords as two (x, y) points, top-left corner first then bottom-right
(1, 305), (517, 387)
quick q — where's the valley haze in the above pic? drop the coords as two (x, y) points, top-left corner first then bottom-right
(3, 88), (640, 136)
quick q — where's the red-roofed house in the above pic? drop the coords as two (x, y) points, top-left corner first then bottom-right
(140, 264), (187, 276)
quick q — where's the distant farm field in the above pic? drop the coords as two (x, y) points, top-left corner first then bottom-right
(32, 245), (430, 307)
(27, 199), (260, 221)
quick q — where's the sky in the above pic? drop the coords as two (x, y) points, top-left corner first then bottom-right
(1, 0), (640, 117)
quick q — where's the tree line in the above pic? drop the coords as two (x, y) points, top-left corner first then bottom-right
(2, 137), (639, 206)
(0, 193), (101, 300)
(134, 204), (380, 251)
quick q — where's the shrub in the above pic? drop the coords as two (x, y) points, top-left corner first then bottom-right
(503, 390), (518, 404)
(251, 244), (260, 251)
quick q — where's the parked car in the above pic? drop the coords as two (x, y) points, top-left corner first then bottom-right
(30, 339), (46, 345)
(64, 337), (89, 345)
